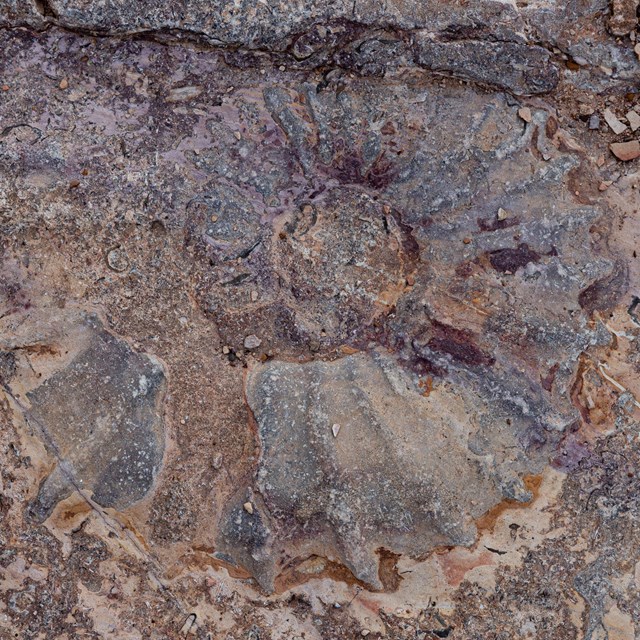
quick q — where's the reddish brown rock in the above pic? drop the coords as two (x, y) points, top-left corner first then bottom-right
(610, 140), (640, 161)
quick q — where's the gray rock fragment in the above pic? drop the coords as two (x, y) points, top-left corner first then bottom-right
(413, 36), (559, 95)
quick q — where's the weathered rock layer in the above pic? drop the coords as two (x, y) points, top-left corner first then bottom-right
(1, 0), (640, 637)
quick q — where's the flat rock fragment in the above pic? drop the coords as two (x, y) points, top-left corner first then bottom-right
(603, 108), (628, 134)
(627, 110), (640, 132)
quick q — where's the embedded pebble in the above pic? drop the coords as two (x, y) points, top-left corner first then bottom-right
(518, 107), (532, 122)
(244, 335), (262, 349)
(106, 247), (129, 272)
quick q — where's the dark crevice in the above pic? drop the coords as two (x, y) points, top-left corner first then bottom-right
(33, 0), (58, 18)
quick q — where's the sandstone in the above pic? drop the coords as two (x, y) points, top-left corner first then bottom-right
(610, 140), (640, 161)
(603, 605), (634, 640)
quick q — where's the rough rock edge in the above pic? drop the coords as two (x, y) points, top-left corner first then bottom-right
(0, 0), (562, 96)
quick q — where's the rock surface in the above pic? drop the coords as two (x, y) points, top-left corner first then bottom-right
(1, 304), (166, 522)
(222, 350), (559, 593)
(0, 1), (640, 639)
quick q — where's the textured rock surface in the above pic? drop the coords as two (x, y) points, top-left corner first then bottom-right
(0, 303), (166, 522)
(0, 0), (640, 638)
(222, 351), (547, 593)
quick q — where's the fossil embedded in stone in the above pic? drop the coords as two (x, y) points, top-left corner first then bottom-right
(1, 308), (166, 522)
(218, 351), (562, 592)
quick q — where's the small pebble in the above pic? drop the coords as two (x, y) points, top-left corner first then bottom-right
(332, 423), (341, 438)
(59, 77), (69, 90)
(250, 290), (259, 302)
(603, 108), (627, 134)
(244, 334), (262, 349)
(497, 207), (509, 221)
(1, 85), (8, 91)
(588, 114), (600, 130)
(361, 631), (371, 637)
(222, 345), (230, 355)
(106, 247), (129, 272)
(243, 502), (254, 515)
(517, 107), (532, 123)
